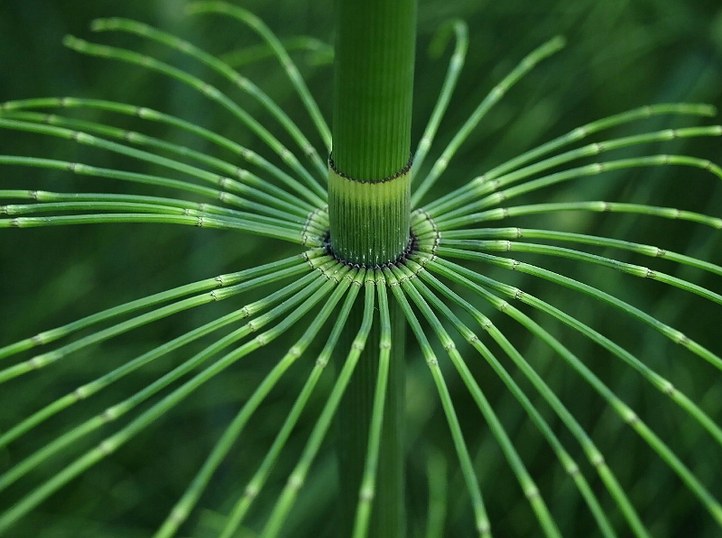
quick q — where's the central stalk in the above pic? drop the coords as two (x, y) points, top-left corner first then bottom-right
(328, 0), (416, 266)
(329, 0), (416, 535)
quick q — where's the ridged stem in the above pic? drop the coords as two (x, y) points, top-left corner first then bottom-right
(329, 0), (416, 267)
(331, 0), (416, 536)
(337, 292), (406, 537)
(331, 0), (416, 180)
(328, 162), (411, 266)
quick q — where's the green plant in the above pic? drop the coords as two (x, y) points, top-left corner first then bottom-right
(1, 1), (721, 536)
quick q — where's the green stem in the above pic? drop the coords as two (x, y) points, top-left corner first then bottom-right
(337, 292), (406, 537)
(331, 0), (416, 179)
(329, 0), (416, 266)
(328, 164), (412, 266)
(331, 0), (416, 536)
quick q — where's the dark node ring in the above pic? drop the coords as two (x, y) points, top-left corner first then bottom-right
(322, 229), (418, 269)
(328, 154), (413, 184)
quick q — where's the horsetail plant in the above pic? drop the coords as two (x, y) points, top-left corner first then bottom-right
(1, 0), (721, 536)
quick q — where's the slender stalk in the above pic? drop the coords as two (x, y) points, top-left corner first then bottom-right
(330, 1), (417, 536)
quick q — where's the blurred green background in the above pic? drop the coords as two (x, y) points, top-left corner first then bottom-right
(1, 0), (721, 536)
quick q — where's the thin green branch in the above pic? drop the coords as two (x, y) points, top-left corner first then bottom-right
(187, 1), (333, 153)
(0, 262), (328, 453)
(417, 261), (652, 536)
(351, 281), (393, 538)
(222, 35), (333, 68)
(435, 250), (722, 450)
(428, 126), (722, 219)
(0, 189), (284, 226)
(154, 267), (353, 537)
(386, 270), (490, 537)
(0, 97), (325, 206)
(443, 227), (722, 277)
(2, 269), (330, 494)
(443, 239), (722, 306)
(434, 154), (722, 227)
(433, 201), (722, 230)
(1, 199), (298, 233)
(429, 256), (722, 528)
(0, 212), (301, 244)
(0, 253), (308, 361)
(410, 266), (618, 537)
(0, 121), (308, 223)
(393, 264), (561, 538)
(0, 263), (313, 387)
(424, 103), (717, 214)
(0, 269), (336, 533)
(412, 20), (468, 181)
(3, 110), (315, 214)
(219, 270), (361, 537)
(438, 247), (722, 372)
(261, 270), (372, 538)
(412, 36), (565, 206)
(62, 34), (325, 198)
(90, 17), (327, 179)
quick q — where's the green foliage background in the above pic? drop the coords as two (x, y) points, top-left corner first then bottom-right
(1, 0), (721, 536)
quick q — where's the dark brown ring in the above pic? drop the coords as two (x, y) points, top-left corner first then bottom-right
(328, 154), (413, 184)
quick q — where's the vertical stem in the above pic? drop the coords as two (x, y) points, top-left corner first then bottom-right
(329, 0), (417, 267)
(337, 300), (406, 537)
(331, 0), (416, 536)
(332, 0), (416, 180)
